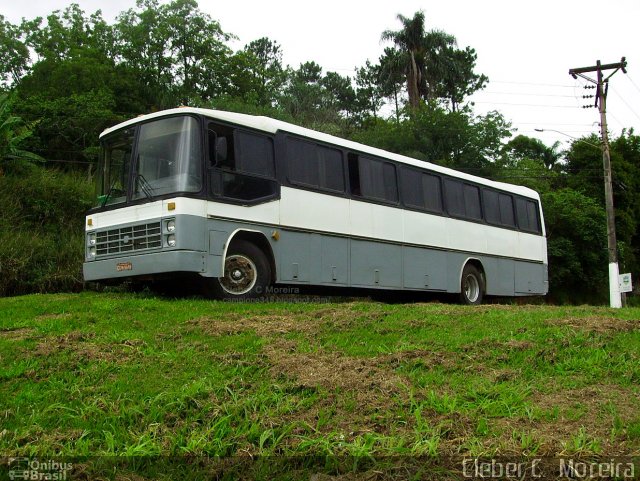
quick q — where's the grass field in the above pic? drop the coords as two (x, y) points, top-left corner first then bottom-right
(1, 292), (639, 479)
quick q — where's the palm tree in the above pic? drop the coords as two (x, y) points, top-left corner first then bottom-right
(380, 11), (426, 109)
(381, 11), (461, 111)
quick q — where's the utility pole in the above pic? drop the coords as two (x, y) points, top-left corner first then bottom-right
(569, 58), (627, 308)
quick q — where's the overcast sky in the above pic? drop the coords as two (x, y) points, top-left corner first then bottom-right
(4, 0), (640, 148)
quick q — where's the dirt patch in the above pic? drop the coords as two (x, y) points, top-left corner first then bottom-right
(382, 349), (457, 370)
(0, 327), (34, 340)
(186, 306), (370, 338)
(265, 340), (405, 397)
(547, 316), (640, 334)
(32, 331), (144, 363)
(492, 384), (640, 455)
(531, 384), (640, 423)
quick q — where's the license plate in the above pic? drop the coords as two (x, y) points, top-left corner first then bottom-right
(116, 262), (133, 272)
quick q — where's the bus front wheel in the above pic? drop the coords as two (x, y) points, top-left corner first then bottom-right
(460, 264), (484, 305)
(208, 240), (271, 299)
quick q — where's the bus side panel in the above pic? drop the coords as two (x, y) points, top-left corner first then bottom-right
(277, 231), (312, 283)
(350, 240), (402, 288)
(514, 261), (546, 295)
(402, 246), (447, 291)
(492, 258), (516, 296)
(320, 235), (349, 285)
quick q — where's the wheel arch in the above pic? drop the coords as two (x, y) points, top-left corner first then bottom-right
(223, 229), (277, 283)
(459, 257), (486, 294)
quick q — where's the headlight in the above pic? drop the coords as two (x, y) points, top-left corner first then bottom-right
(88, 233), (96, 246)
(166, 220), (176, 232)
(88, 246), (96, 257)
(167, 234), (176, 247)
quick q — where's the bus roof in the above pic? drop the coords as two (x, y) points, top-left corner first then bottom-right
(100, 107), (540, 200)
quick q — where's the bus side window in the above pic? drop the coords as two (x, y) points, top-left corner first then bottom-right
(349, 154), (397, 203)
(235, 131), (275, 178)
(208, 124), (277, 202)
(515, 197), (541, 234)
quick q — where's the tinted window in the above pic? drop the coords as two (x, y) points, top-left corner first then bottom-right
(208, 123), (278, 202)
(515, 197), (541, 233)
(445, 179), (483, 220)
(400, 167), (442, 213)
(444, 179), (465, 217)
(287, 138), (344, 192)
(499, 193), (516, 227)
(235, 131), (275, 177)
(287, 139), (316, 186)
(318, 145), (345, 191)
(464, 184), (482, 220)
(356, 156), (398, 203)
(423, 174), (443, 212)
(484, 190), (516, 227)
(483, 189), (500, 224)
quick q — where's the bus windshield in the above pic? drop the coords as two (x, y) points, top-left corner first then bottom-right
(96, 116), (202, 207)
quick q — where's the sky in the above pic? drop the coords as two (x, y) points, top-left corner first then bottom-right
(4, 0), (640, 148)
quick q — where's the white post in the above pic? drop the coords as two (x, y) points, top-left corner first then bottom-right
(609, 262), (622, 308)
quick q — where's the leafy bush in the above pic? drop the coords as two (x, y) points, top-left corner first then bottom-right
(0, 166), (93, 295)
(542, 189), (608, 304)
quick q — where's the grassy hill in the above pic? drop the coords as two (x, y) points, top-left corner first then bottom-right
(1, 292), (639, 479)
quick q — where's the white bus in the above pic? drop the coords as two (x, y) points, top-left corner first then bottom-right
(83, 108), (548, 304)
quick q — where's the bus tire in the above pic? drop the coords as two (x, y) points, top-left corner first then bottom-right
(460, 264), (484, 305)
(209, 240), (271, 299)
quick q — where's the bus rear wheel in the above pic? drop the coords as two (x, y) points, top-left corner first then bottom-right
(460, 264), (484, 305)
(208, 240), (271, 299)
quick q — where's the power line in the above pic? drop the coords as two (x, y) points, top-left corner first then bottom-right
(626, 74), (640, 96)
(476, 91), (577, 98)
(489, 80), (577, 89)
(609, 87), (640, 123)
(472, 101), (581, 109)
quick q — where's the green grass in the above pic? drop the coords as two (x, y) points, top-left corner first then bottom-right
(1, 293), (639, 479)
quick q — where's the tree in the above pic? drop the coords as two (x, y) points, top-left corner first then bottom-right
(241, 37), (287, 107)
(115, 0), (234, 106)
(380, 11), (428, 109)
(21, 4), (115, 62)
(429, 45), (488, 112)
(350, 103), (511, 176)
(503, 134), (563, 170)
(380, 11), (487, 111)
(542, 189), (608, 303)
(115, 0), (175, 101)
(163, 0), (232, 104)
(378, 47), (405, 122)
(0, 16), (30, 88)
(354, 60), (385, 122)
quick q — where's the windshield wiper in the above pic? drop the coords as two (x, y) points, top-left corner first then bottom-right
(136, 173), (154, 201)
(100, 179), (118, 207)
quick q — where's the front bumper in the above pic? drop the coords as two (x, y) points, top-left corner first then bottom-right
(83, 250), (207, 282)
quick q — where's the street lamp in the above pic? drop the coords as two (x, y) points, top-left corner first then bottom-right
(534, 128), (600, 149)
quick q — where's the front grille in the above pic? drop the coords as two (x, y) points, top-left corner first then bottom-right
(96, 222), (162, 256)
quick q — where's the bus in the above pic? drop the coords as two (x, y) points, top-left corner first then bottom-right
(83, 107), (548, 304)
